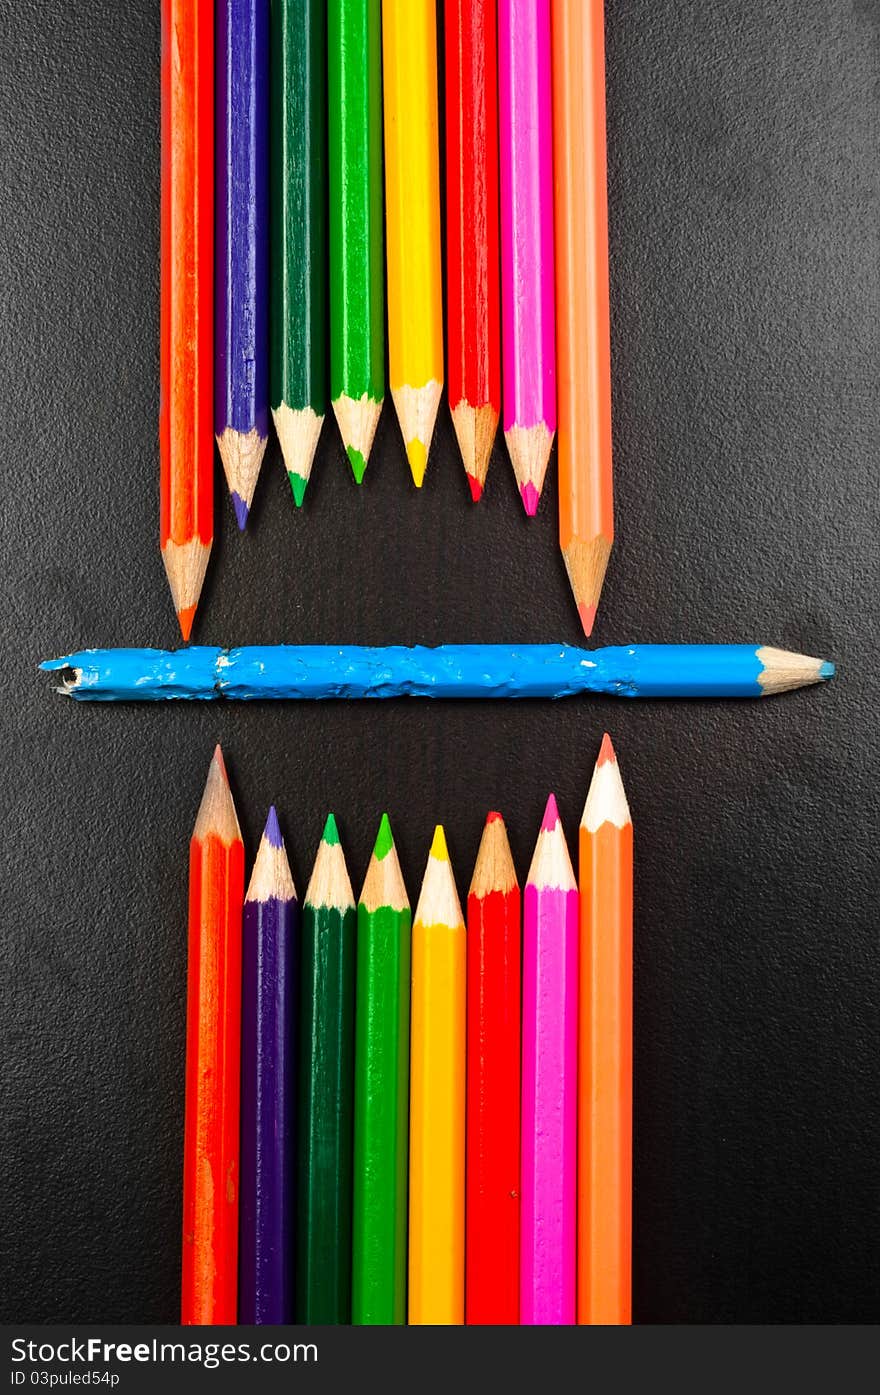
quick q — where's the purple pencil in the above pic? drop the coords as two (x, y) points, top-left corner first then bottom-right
(498, 0), (556, 515)
(520, 794), (578, 1325)
(216, 0), (270, 529)
(240, 807), (298, 1324)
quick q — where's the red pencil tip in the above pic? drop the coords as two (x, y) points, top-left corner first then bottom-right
(486, 810), (503, 825)
(597, 733), (616, 766)
(467, 474), (483, 503)
(541, 793), (560, 830)
(177, 605), (196, 642)
(578, 603), (597, 638)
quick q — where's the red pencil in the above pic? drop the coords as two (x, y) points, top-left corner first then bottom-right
(181, 747), (244, 1325)
(160, 0), (213, 641)
(466, 812), (521, 1324)
(445, 0), (501, 501)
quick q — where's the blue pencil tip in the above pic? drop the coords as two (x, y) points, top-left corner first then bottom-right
(820, 661), (835, 680)
(264, 806), (283, 847)
(231, 493), (250, 530)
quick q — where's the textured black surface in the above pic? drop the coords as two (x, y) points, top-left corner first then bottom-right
(1, 0), (878, 1324)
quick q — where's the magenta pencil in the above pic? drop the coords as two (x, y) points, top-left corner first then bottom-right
(498, 0), (556, 516)
(520, 794), (577, 1325)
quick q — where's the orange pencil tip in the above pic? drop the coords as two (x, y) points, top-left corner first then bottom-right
(577, 603), (597, 638)
(597, 733), (616, 766)
(177, 605), (196, 642)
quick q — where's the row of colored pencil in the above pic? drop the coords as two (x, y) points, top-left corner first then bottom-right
(161, 0), (613, 641)
(182, 736), (632, 1326)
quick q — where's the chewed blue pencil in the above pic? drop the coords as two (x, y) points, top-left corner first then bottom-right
(42, 644), (834, 701)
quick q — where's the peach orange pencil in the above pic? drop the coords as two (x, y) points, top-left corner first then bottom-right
(578, 734), (633, 1324)
(498, 0), (556, 515)
(181, 747), (244, 1324)
(520, 794), (577, 1325)
(160, 0), (213, 640)
(552, 0), (613, 636)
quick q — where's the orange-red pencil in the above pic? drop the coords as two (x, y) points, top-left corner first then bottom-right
(181, 746), (245, 1324)
(578, 734), (633, 1324)
(160, 0), (213, 641)
(465, 813), (521, 1324)
(552, 0), (613, 637)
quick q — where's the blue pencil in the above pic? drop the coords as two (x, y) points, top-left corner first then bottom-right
(216, 0), (270, 528)
(240, 807), (298, 1324)
(42, 644), (834, 701)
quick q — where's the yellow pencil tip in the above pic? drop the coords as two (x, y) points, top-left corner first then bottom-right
(429, 824), (449, 861)
(407, 438), (427, 487)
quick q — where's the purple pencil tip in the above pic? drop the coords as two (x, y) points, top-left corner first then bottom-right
(231, 492), (250, 531)
(541, 793), (560, 830)
(263, 806), (283, 848)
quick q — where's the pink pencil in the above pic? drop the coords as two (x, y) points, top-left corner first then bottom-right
(498, 0), (556, 516)
(520, 793), (578, 1325)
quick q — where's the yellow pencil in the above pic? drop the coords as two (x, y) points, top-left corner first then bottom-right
(408, 826), (466, 1323)
(382, 0), (444, 487)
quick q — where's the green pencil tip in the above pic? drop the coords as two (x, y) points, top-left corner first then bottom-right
(288, 471), (308, 508)
(373, 813), (394, 860)
(322, 812), (340, 845)
(347, 446), (367, 484)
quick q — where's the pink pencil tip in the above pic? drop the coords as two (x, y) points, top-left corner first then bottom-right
(578, 603), (597, 638)
(597, 733), (616, 766)
(520, 481), (540, 516)
(541, 793), (560, 830)
(467, 474), (483, 503)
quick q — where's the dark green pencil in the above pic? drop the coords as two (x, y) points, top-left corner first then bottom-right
(296, 814), (356, 1323)
(270, 0), (327, 506)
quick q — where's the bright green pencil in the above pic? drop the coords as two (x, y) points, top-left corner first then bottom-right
(270, 0), (327, 506)
(352, 815), (411, 1324)
(296, 814), (356, 1323)
(328, 0), (385, 483)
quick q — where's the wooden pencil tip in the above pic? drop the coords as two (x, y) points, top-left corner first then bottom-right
(527, 796), (576, 889)
(451, 400), (497, 496)
(247, 806), (297, 903)
(211, 744), (228, 781)
(193, 746), (242, 844)
(756, 647), (837, 695)
(332, 393), (382, 480)
(163, 538), (211, 638)
(273, 402), (322, 498)
(391, 380), (442, 486)
(562, 535), (613, 634)
(217, 427), (267, 527)
(505, 422), (554, 513)
(469, 811), (518, 897)
(597, 732), (616, 766)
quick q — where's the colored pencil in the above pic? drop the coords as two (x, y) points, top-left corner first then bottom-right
(296, 814), (356, 1323)
(445, 0), (501, 501)
(498, 0), (556, 515)
(552, 0), (613, 637)
(47, 644), (837, 702)
(382, 0), (444, 486)
(270, 0), (326, 506)
(160, 0), (213, 640)
(216, 0), (270, 528)
(329, 0), (385, 483)
(466, 813), (521, 1325)
(181, 747), (244, 1324)
(520, 794), (577, 1325)
(352, 815), (411, 1324)
(578, 734), (633, 1325)
(240, 807), (298, 1324)
(409, 827), (466, 1324)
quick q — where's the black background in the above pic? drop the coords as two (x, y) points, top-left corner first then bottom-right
(1, 0), (878, 1324)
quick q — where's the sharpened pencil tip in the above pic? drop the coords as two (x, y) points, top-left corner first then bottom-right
(486, 810), (503, 825)
(373, 812), (394, 860)
(407, 438), (427, 487)
(541, 793), (560, 830)
(288, 471), (308, 508)
(347, 446), (367, 484)
(597, 733), (616, 766)
(467, 473), (483, 503)
(231, 492), (250, 531)
(520, 481), (540, 516)
(322, 812), (340, 845)
(264, 805), (282, 847)
(578, 603), (597, 638)
(820, 661), (835, 679)
(177, 606), (196, 642)
(430, 825), (449, 861)
(212, 744), (227, 777)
